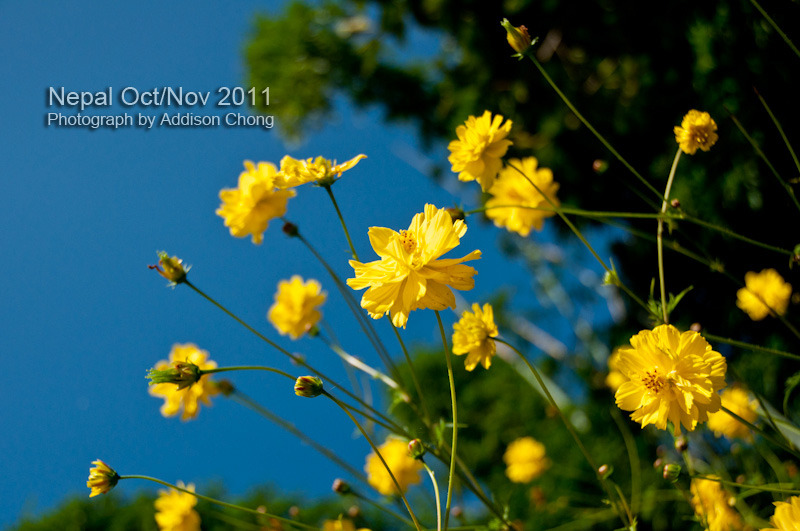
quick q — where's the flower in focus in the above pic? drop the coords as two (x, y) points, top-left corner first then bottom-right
(87, 459), (119, 497)
(763, 495), (800, 531)
(674, 110), (718, 155)
(149, 344), (219, 421)
(605, 348), (628, 392)
(503, 436), (550, 483)
(448, 111), (513, 191)
(294, 375), (324, 398)
(485, 157), (560, 236)
(707, 387), (758, 440)
(614, 325), (727, 434)
(347, 204), (481, 328)
(690, 477), (743, 531)
(150, 251), (189, 285)
(268, 276), (327, 339)
(275, 154), (366, 188)
(364, 438), (423, 496)
(452, 302), (499, 371)
(216, 161), (295, 244)
(501, 18), (533, 54)
(736, 268), (792, 321)
(154, 481), (201, 531)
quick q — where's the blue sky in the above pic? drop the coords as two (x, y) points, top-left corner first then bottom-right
(1, 2), (618, 527)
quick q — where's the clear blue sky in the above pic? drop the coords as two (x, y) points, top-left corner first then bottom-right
(1, 3), (618, 527)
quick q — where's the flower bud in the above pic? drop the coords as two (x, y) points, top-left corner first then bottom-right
(87, 459), (120, 497)
(501, 19), (533, 54)
(592, 159), (609, 174)
(149, 251), (189, 285)
(674, 436), (688, 453)
(294, 375), (323, 397)
(670, 198), (681, 209)
(663, 463), (681, 482)
(408, 439), (426, 460)
(332, 478), (352, 495)
(282, 221), (299, 237)
(444, 207), (465, 221)
(147, 361), (202, 390)
(598, 464), (613, 479)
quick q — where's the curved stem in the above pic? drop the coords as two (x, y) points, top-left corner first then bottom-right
(435, 311), (458, 531)
(118, 475), (318, 530)
(322, 183), (360, 260)
(349, 490), (416, 528)
(422, 461), (443, 531)
(748, 0), (800, 60)
(202, 366), (295, 380)
(702, 333), (800, 362)
(322, 391), (423, 531)
(689, 475), (800, 495)
(722, 405), (800, 459)
(318, 333), (406, 396)
(657, 148), (682, 324)
(392, 324), (431, 423)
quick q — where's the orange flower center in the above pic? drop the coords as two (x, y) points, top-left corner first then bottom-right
(399, 230), (418, 253)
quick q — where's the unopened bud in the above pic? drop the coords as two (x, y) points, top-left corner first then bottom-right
(690, 322), (702, 332)
(332, 478), (351, 495)
(408, 439), (426, 460)
(653, 458), (664, 469)
(288, 506), (300, 518)
(663, 463), (681, 482)
(674, 436), (688, 453)
(294, 375), (323, 397)
(501, 19), (533, 54)
(147, 361), (202, 390)
(451, 506), (463, 519)
(149, 251), (189, 285)
(598, 464), (613, 478)
(444, 207), (465, 221)
(592, 159), (609, 174)
(347, 505), (361, 519)
(670, 198), (681, 209)
(282, 221), (299, 237)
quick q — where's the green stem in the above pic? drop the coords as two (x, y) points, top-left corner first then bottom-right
(681, 213), (793, 256)
(422, 461), (443, 531)
(494, 337), (630, 528)
(721, 405), (800, 459)
(435, 311), (458, 531)
(657, 148), (682, 324)
(118, 475), (318, 530)
(755, 88), (800, 176)
(466, 204), (665, 220)
(322, 391), (424, 531)
(323, 183), (360, 260)
(522, 51), (662, 201)
(689, 475), (800, 495)
(349, 490), (416, 528)
(702, 333), (800, 362)
(320, 334), (407, 398)
(610, 407), (641, 515)
(749, 0), (800, 60)
(202, 366), (295, 380)
(391, 324), (432, 423)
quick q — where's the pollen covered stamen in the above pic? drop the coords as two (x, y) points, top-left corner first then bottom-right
(642, 369), (664, 393)
(399, 230), (418, 253)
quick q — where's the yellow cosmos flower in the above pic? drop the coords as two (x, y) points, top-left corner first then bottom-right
(322, 519), (371, 531)
(448, 111), (513, 191)
(154, 481), (201, 531)
(275, 154), (366, 188)
(485, 157), (560, 236)
(216, 161), (296, 245)
(347, 204), (481, 328)
(736, 268), (792, 321)
(690, 477), (743, 531)
(87, 459), (119, 497)
(614, 325), (727, 435)
(452, 302), (499, 371)
(267, 276), (327, 339)
(763, 495), (800, 531)
(707, 387), (758, 440)
(674, 110), (719, 155)
(503, 436), (550, 483)
(149, 344), (219, 421)
(605, 348), (628, 392)
(364, 439), (423, 496)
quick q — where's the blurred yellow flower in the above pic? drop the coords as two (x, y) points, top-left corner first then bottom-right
(605, 348), (628, 392)
(267, 276), (326, 339)
(763, 495), (800, 531)
(364, 439), (423, 496)
(216, 161), (295, 245)
(149, 344), (219, 421)
(674, 110), (718, 155)
(736, 269), (792, 321)
(448, 111), (513, 191)
(276, 154), (366, 188)
(614, 325), (727, 435)
(485, 157), (560, 236)
(86, 459), (119, 497)
(347, 204), (481, 328)
(690, 477), (743, 531)
(503, 436), (550, 483)
(452, 302), (499, 371)
(154, 481), (200, 531)
(322, 519), (371, 531)
(707, 387), (757, 440)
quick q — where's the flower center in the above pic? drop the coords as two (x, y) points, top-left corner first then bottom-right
(642, 368), (679, 395)
(399, 230), (418, 253)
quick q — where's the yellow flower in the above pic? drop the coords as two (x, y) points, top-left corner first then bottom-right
(736, 268), (792, 321)
(674, 110), (719, 155)
(605, 348), (628, 392)
(763, 495), (800, 531)
(216, 161), (296, 244)
(347, 204), (481, 328)
(149, 344), (219, 421)
(267, 276), (327, 339)
(501, 19), (533, 54)
(364, 439), (423, 496)
(452, 302), (499, 371)
(154, 481), (201, 531)
(485, 157), (560, 236)
(150, 251), (189, 285)
(322, 519), (371, 531)
(448, 111), (513, 191)
(503, 436), (550, 483)
(614, 324), (727, 435)
(87, 459), (119, 497)
(690, 477), (743, 531)
(707, 387), (758, 440)
(275, 154), (366, 188)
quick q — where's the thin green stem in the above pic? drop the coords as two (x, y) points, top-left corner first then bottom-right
(435, 311), (458, 531)
(318, 333), (406, 397)
(702, 333), (800, 362)
(323, 184), (360, 260)
(494, 337), (630, 528)
(755, 88), (800, 176)
(422, 461), (442, 531)
(690, 475), (800, 495)
(749, 0), (800, 59)
(391, 324), (432, 423)
(681, 213), (793, 256)
(349, 490), (416, 528)
(522, 51), (662, 201)
(722, 405), (800, 459)
(118, 475), (318, 530)
(610, 407), (641, 515)
(202, 366), (295, 380)
(657, 148), (682, 324)
(466, 204), (665, 220)
(322, 391), (423, 531)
